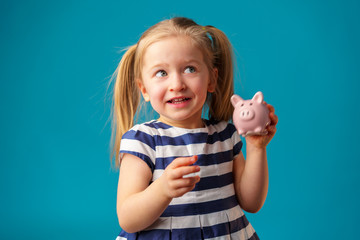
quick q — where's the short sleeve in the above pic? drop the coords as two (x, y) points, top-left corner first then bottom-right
(120, 124), (156, 172)
(229, 123), (243, 158)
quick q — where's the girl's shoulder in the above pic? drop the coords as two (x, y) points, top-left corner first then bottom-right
(205, 119), (237, 135)
(124, 120), (159, 138)
(125, 120), (175, 138)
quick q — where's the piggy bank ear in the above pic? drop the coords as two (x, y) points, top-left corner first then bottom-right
(252, 91), (264, 103)
(231, 94), (243, 106)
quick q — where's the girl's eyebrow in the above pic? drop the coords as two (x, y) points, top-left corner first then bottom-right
(144, 63), (169, 74)
(183, 59), (202, 65)
(148, 63), (169, 69)
(145, 59), (202, 72)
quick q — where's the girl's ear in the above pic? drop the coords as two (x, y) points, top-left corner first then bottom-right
(137, 79), (150, 102)
(207, 68), (218, 93)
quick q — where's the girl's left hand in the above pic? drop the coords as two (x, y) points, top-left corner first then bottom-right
(245, 103), (278, 149)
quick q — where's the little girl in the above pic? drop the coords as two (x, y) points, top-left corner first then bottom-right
(111, 17), (278, 240)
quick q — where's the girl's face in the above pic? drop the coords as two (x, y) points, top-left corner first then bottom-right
(138, 36), (216, 129)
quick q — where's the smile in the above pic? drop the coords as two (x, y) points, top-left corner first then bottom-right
(167, 98), (191, 104)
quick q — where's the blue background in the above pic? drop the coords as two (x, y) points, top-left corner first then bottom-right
(1, 0), (359, 239)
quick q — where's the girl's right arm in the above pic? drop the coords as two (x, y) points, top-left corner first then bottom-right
(117, 154), (200, 233)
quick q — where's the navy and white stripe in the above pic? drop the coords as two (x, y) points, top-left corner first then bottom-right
(117, 120), (259, 240)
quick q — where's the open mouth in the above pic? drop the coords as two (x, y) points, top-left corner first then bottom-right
(167, 98), (191, 104)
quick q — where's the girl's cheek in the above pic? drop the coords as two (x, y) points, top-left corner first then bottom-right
(149, 88), (166, 100)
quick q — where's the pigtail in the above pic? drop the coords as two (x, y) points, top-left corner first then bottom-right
(111, 44), (140, 167)
(205, 26), (235, 122)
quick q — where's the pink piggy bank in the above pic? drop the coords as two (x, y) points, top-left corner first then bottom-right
(231, 91), (271, 137)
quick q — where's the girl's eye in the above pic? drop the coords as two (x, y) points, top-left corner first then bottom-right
(155, 70), (167, 77)
(184, 66), (196, 74)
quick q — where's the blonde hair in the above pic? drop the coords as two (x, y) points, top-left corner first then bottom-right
(111, 17), (235, 167)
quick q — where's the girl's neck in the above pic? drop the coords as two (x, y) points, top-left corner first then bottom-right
(157, 117), (205, 129)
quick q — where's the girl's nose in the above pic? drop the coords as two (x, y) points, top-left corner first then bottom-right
(169, 73), (186, 92)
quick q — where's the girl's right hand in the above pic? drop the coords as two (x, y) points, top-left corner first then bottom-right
(160, 156), (200, 199)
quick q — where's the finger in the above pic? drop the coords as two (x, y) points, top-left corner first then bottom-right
(171, 175), (200, 189)
(172, 184), (198, 198)
(266, 104), (275, 113)
(267, 124), (277, 134)
(172, 165), (200, 179)
(269, 112), (278, 125)
(170, 155), (198, 169)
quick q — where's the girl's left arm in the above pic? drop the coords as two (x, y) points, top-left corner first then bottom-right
(233, 103), (278, 213)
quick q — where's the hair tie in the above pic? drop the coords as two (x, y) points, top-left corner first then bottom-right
(202, 26), (214, 49)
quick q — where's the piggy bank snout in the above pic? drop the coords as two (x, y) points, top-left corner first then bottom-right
(239, 108), (255, 120)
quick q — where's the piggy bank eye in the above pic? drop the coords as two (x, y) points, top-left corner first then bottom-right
(241, 104), (244, 107)
(249, 103), (253, 106)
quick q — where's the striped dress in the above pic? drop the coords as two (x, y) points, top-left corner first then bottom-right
(116, 120), (259, 240)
